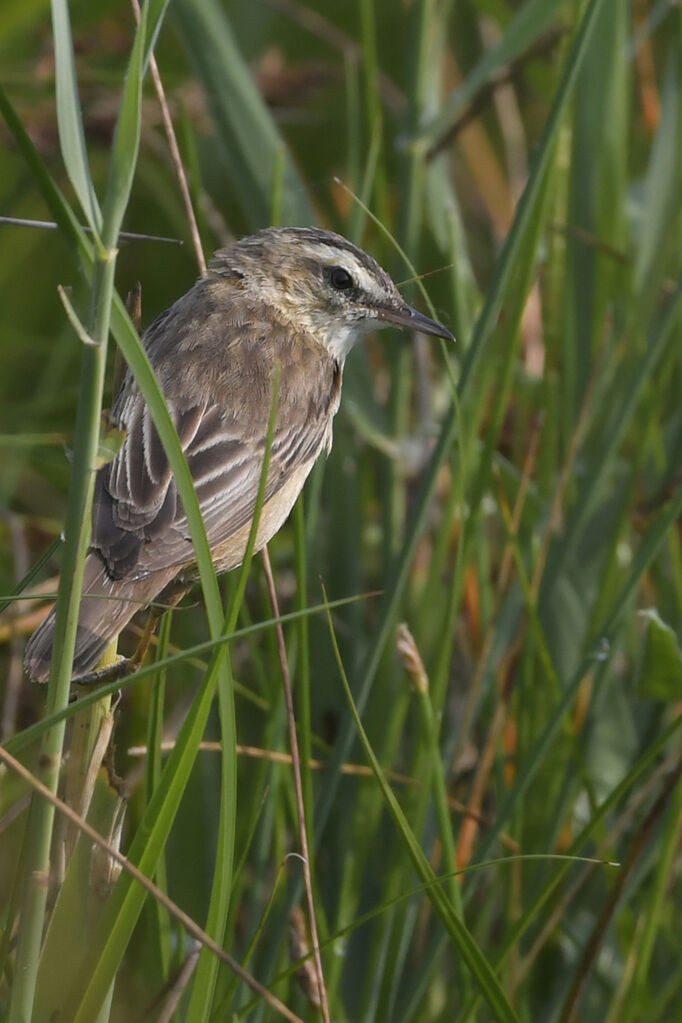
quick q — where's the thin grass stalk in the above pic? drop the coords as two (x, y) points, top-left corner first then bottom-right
(4, 594), (371, 759)
(129, 0), (206, 275)
(643, 973), (682, 1023)
(619, 770), (682, 1021)
(396, 624), (462, 916)
(354, 706), (421, 1022)
(385, 0), (440, 560)
(184, 654), (238, 1020)
(262, 550), (330, 1022)
(8, 243), (117, 1023)
(360, 914), (395, 1022)
(0, 824), (26, 987)
(373, 583), (472, 1012)
(214, 860), (289, 1016)
(293, 500), (313, 838)
(64, 367), (280, 1022)
(347, 120), (381, 244)
(557, 764), (682, 1023)
(0, 745), (305, 1023)
(358, 0), (388, 226)
(344, 51), (361, 200)
(0, 539), (62, 618)
(143, 612), (173, 983)
(8, 3), (154, 1012)
(312, 0), (600, 842)
(322, 589), (521, 1023)
(186, 370), (282, 1020)
(446, 415), (544, 778)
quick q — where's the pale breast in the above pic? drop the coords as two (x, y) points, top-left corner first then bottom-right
(180, 458), (316, 580)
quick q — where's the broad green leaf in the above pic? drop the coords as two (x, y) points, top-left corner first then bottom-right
(636, 609), (682, 701)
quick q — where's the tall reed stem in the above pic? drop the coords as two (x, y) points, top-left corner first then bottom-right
(9, 246), (117, 1023)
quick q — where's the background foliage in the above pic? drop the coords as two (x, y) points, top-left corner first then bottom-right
(0, 0), (681, 1021)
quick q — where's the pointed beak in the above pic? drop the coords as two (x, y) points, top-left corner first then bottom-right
(377, 303), (455, 341)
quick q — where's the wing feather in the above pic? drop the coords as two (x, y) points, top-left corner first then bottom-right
(91, 279), (340, 582)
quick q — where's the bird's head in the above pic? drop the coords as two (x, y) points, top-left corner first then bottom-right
(208, 227), (454, 362)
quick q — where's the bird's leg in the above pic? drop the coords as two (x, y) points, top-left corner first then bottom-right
(71, 579), (190, 687)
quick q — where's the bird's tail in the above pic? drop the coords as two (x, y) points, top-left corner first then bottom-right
(24, 554), (174, 683)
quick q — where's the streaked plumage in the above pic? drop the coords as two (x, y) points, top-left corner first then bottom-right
(25, 227), (453, 682)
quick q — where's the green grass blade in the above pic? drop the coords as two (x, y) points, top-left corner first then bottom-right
(0, 83), (93, 260)
(172, 0), (314, 228)
(313, 0), (610, 845)
(4, 593), (371, 758)
(454, 711), (682, 1023)
(323, 596), (521, 1023)
(634, 54), (681, 295)
(418, 0), (568, 150)
(186, 366), (281, 1020)
(4, 2), (680, 1018)
(1, 74), (223, 634)
(142, 614), (173, 984)
(100, 1), (148, 248)
(543, 282), (682, 599)
(64, 370), (281, 1023)
(50, 0), (102, 234)
(473, 486), (682, 870)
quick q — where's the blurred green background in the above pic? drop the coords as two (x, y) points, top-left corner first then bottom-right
(1, 1), (681, 1021)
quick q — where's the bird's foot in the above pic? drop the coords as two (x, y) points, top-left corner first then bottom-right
(71, 582), (188, 686)
(71, 655), (138, 687)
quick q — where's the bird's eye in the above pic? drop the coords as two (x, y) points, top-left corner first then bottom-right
(329, 266), (354, 291)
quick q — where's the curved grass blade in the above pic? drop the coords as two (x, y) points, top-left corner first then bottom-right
(313, 0), (610, 847)
(185, 365), (281, 1021)
(323, 591), (521, 1023)
(100, 1), (148, 248)
(7, 0), (151, 1009)
(64, 371), (281, 1023)
(4, 593), (375, 758)
(541, 281), (682, 602)
(172, 0), (314, 229)
(51, 0), (102, 234)
(417, 0), (568, 152)
(0, 537), (61, 616)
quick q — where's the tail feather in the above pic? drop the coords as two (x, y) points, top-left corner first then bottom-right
(24, 554), (174, 683)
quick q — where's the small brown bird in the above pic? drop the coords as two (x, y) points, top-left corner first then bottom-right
(25, 227), (453, 683)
